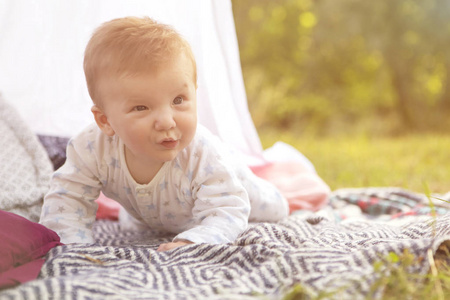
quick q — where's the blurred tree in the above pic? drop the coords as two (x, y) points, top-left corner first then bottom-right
(232, 0), (450, 136)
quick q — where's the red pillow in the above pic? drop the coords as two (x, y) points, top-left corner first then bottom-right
(0, 210), (63, 289)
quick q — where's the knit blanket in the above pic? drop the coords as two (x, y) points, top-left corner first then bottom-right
(1, 188), (449, 299)
(0, 94), (53, 222)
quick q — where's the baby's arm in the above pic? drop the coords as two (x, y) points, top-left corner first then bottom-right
(157, 126), (252, 250)
(40, 135), (102, 244)
(172, 168), (251, 246)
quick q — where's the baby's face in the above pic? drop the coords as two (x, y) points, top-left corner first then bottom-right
(96, 53), (197, 169)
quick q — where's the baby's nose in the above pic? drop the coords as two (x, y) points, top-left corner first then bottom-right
(154, 110), (176, 131)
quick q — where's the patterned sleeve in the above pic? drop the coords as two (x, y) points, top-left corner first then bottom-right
(173, 130), (251, 244)
(39, 126), (103, 244)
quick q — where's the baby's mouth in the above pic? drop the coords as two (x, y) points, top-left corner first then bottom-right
(160, 138), (179, 149)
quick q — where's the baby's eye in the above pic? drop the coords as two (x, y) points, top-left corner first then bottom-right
(173, 96), (184, 105)
(134, 105), (148, 111)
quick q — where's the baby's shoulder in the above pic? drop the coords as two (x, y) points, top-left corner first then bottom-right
(72, 123), (100, 140)
(68, 123), (118, 158)
(180, 125), (239, 169)
(186, 125), (224, 156)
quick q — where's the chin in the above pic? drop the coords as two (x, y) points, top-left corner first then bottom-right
(160, 151), (180, 162)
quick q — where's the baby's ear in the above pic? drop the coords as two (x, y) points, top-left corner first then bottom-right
(91, 105), (115, 136)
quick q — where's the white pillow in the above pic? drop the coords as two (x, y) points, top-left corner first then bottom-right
(0, 94), (53, 221)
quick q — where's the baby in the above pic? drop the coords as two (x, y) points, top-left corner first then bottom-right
(40, 16), (289, 251)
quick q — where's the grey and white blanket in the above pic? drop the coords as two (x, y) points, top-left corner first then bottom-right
(1, 188), (449, 300)
(0, 94), (53, 222)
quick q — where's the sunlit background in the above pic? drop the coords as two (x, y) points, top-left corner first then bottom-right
(231, 0), (450, 192)
(233, 0), (450, 136)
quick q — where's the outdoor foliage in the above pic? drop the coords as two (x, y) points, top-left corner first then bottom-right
(232, 0), (450, 136)
(231, 3), (450, 298)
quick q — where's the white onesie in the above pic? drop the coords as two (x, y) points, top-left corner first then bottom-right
(40, 124), (289, 244)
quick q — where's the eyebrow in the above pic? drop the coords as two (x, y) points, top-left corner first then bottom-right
(167, 82), (191, 95)
(125, 96), (148, 102)
(175, 82), (189, 90)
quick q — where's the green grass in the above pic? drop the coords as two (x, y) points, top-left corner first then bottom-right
(258, 131), (450, 299)
(259, 132), (450, 194)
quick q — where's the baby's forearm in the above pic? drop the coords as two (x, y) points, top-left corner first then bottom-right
(40, 182), (98, 244)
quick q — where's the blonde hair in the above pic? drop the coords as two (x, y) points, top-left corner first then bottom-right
(84, 16), (197, 104)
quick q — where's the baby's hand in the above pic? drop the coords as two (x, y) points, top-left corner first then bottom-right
(157, 240), (193, 252)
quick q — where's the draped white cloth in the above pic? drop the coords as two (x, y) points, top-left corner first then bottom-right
(0, 0), (266, 163)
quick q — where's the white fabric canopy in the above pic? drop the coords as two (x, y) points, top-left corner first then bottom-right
(0, 0), (266, 163)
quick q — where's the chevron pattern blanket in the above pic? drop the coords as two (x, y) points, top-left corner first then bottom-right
(1, 188), (449, 299)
